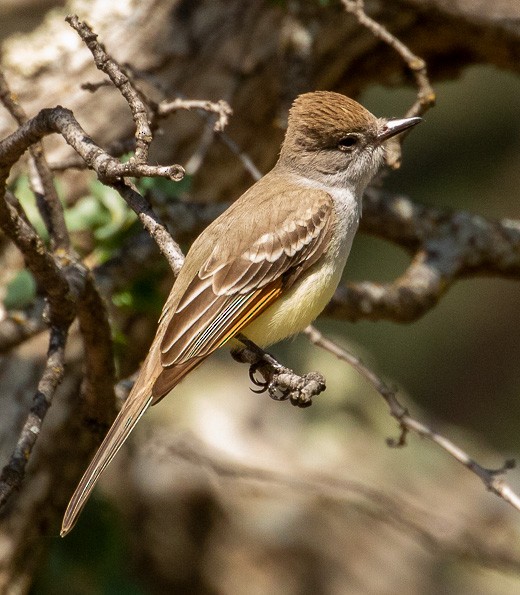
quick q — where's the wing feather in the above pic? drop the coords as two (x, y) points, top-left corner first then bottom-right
(155, 181), (335, 401)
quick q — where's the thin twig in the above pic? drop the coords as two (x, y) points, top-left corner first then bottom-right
(0, 104), (182, 182)
(304, 325), (520, 513)
(0, 325), (68, 507)
(158, 98), (232, 132)
(1, 102), (184, 281)
(81, 80), (112, 92)
(66, 15), (152, 164)
(0, 191), (75, 327)
(218, 133), (263, 181)
(342, 0), (435, 117)
(0, 71), (70, 250)
(0, 61), (123, 509)
(111, 179), (185, 275)
(157, 94), (263, 180)
(152, 89), (261, 181)
(342, 0), (435, 168)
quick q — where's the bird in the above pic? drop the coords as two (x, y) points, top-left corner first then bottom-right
(61, 90), (421, 536)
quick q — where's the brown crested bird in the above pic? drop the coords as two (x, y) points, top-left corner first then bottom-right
(61, 91), (420, 536)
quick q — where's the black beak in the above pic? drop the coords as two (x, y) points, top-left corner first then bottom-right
(377, 116), (422, 142)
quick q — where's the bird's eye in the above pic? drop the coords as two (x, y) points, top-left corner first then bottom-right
(337, 135), (359, 151)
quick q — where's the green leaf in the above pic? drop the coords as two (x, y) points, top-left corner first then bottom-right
(12, 175), (49, 240)
(4, 269), (37, 309)
(138, 173), (192, 198)
(64, 194), (111, 231)
(111, 290), (134, 308)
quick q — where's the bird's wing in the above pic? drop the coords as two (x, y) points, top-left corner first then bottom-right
(152, 186), (334, 400)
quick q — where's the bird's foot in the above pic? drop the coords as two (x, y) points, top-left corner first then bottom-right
(231, 335), (326, 408)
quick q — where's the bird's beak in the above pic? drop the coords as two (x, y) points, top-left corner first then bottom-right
(377, 116), (422, 142)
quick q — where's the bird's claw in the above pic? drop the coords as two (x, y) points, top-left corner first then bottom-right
(249, 362), (269, 393)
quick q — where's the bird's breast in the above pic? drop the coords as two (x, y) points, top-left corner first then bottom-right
(241, 185), (360, 347)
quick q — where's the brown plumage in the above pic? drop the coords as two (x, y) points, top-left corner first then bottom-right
(283, 92), (379, 150)
(61, 174), (334, 535)
(61, 91), (421, 536)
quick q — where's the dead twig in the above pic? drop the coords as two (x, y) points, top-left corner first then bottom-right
(0, 67), (117, 511)
(0, 71), (70, 251)
(158, 98), (232, 132)
(304, 325), (520, 513)
(342, 0), (435, 117)
(0, 325), (68, 507)
(66, 15), (152, 164)
(110, 179), (185, 275)
(342, 0), (435, 168)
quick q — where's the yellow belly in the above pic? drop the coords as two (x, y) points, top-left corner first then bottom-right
(230, 179), (359, 349)
(238, 259), (342, 347)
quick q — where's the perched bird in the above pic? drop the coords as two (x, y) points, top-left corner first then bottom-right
(61, 91), (420, 536)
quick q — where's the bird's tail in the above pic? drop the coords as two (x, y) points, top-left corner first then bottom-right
(60, 374), (153, 536)
(61, 334), (168, 537)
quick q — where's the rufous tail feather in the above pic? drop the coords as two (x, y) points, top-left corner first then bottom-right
(60, 348), (198, 536)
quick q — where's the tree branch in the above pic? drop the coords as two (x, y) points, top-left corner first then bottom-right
(157, 98), (232, 132)
(0, 325), (68, 508)
(304, 325), (520, 512)
(342, 0), (435, 168)
(0, 68), (118, 512)
(232, 334), (326, 408)
(110, 179), (185, 276)
(327, 189), (520, 322)
(65, 15), (153, 165)
(0, 185), (75, 327)
(342, 0), (436, 117)
(0, 71), (70, 251)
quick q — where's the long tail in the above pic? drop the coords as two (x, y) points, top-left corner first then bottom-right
(61, 280), (271, 534)
(60, 339), (197, 536)
(60, 372), (153, 536)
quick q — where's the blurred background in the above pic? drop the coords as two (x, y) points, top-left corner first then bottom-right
(1, 1), (520, 594)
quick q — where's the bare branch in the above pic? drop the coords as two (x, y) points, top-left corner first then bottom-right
(65, 15), (153, 164)
(218, 132), (263, 182)
(0, 192), (75, 327)
(0, 104), (185, 268)
(0, 103), (182, 183)
(75, 276), (117, 422)
(0, 71), (70, 251)
(304, 325), (520, 513)
(0, 62), (123, 512)
(110, 180), (185, 276)
(342, 0), (436, 117)
(342, 0), (435, 168)
(327, 189), (520, 322)
(80, 80), (112, 92)
(48, 135), (139, 171)
(0, 325), (68, 507)
(158, 98), (233, 132)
